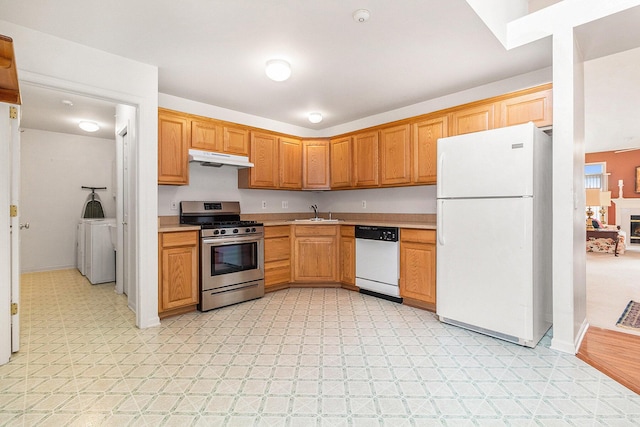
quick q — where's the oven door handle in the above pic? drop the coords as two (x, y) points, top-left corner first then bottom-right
(202, 237), (261, 246)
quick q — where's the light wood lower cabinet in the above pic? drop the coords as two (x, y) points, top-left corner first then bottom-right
(339, 226), (356, 289)
(399, 229), (436, 311)
(264, 225), (291, 292)
(292, 225), (339, 283)
(158, 230), (199, 318)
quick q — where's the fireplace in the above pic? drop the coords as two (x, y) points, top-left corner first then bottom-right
(631, 215), (640, 245)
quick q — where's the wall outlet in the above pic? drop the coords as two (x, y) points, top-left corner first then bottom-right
(170, 201), (178, 210)
(362, 200), (366, 209)
(282, 200), (288, 209)
(262, 200), (267, 209)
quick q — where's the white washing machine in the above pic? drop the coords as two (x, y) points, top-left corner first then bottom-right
(77, 218), (116, 284)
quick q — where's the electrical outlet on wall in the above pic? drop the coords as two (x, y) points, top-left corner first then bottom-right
(170, 201), (178, 210)
(282, 201), (288, 209)
(262, 200), (267, 209)
(362, 200), (366, 209)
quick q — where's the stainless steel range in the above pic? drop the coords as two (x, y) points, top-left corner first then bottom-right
(180, 201), (264, 311)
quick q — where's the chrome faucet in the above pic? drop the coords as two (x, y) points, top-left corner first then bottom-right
(310, 204), (318, 219)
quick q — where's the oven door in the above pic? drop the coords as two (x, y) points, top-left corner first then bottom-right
(201, 235), (264, 291)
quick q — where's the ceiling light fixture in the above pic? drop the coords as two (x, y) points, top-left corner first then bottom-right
(353, 9), (370, 23)
(61, 99), (73, 107)
(308, 112), (323, 124)
(78, 121), (100, 132)
(265, 59), (292, 82)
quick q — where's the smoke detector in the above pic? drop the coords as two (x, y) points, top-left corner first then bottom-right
(352, 9), (370, 23)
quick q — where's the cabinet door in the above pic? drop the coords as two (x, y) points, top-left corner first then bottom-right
(353, 131), (379, 187)
(412, 115), (448, 184)
(249, 132), (279, 188)
(340, 227), (355, 286)
(159, 231), (198, 313)
(293, 237), (337, 282)
(279, 137), (302, 189)
(223, 125), (249, 156)
(451, 103), (495, 136)
(302, 139), (330, 190)
(191, 118), (222, 152)
(330, 137), (352, 188)
(158, 111), (189, 185)
(399, 229), (437, 307)
(380, 124), (411, 185)
(498, 88), (552, 128)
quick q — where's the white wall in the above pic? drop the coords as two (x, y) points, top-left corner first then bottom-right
(20, 129), (116, 272)
(158, 163), (437, 216)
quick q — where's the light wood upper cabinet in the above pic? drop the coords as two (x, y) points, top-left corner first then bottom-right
(497, 88), (552, 128)
(451, 102), (495, 136)
(330, 136), (352, 189)
(158, 230), (199, 318)
(302, 139), (330, 190)
(190, 118), (221, 152)
(380, 124), (411, 186)
(399, 229), (436, 310)
(222, 125), (249, 156)
(158, 110), (189, 185)
(412, 115), (448, 184)
(279, 137), (302, 189)
(247, 131), (279, 188)
(353, 131), (379, 187)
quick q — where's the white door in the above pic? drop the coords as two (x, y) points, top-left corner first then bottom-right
(436, 197), (534, 340)
(0, 103), (20, 365)
(10, 104), (20, 352)
(437, 123), (535, 199)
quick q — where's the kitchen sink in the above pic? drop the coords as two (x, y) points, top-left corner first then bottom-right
(291, 218), (341, 223)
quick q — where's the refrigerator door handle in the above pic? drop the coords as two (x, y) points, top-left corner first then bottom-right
(437, 152), (444, 198)
(437, 199), (444, 246)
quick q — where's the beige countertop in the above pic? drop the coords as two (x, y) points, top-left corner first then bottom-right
(158, 213), (436, 232)
(158, 224), (201, 233)
(262, 219), (435, 230)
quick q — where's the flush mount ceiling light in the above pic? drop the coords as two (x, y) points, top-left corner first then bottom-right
(353, 9), (370, 23)
(61, 99), (73, 107)
(308, 112), (323, 124)
(78, 121), (100, 132)
(265, 59), (291, 82)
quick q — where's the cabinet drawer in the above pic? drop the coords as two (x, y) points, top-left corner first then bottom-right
(265, 225), (290, 238)
(400, 229), (436, 244)
(160, 230), (198, 248)
(294, 225), (338, 237)
(265, 236), (290, 262)
(265, 260), (291, 286)
(340, 225), (355, 237)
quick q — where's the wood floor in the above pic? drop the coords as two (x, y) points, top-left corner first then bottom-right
(577, 326), (640, 394)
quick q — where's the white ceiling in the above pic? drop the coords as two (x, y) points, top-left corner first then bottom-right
(2, 0), (639, 153)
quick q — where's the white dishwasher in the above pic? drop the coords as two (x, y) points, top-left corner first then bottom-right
(355, 225), (402, 303)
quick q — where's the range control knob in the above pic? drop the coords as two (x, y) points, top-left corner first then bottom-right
(233, 228), (239, 234)
(251, 228), (257, 232)
(213, 230), (220, 235)
(245, 228), (251, 233)
(220, 229), (226, 235)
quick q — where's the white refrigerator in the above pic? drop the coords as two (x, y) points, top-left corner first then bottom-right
(436, 122), (552, 347)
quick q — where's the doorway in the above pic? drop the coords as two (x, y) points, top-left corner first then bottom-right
(18, 83), (136, 313)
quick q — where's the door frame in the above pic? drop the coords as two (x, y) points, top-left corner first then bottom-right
(16, 74), (151, 328)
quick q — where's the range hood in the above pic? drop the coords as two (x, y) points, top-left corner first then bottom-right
(188, 149), (254, 168)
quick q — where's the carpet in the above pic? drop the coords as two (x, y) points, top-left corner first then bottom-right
(616, 300), (640, 330)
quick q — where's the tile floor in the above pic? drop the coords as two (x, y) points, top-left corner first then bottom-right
(1, 269), (639, 426)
